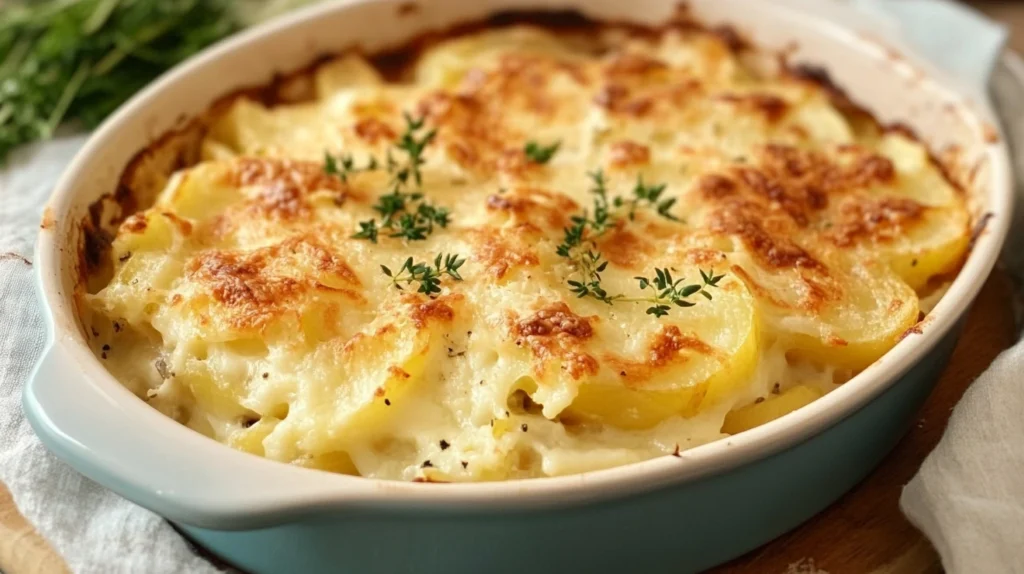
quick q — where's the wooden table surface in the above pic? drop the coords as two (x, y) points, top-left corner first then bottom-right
(972, 1), (1024, 53)
(1, 3), (1021, 573)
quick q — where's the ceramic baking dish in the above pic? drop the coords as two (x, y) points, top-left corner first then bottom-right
(25, 0), (1012, 572)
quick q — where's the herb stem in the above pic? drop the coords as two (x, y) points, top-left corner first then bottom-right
(333, 113), (448, 242)
(381, 253), (466, 296)
(0, 36), (32, 78)
(82, 0), (121, 36)
(555, 170), (717, 317)
(45, 61), (91, 137)
(93, 48), (127, 77)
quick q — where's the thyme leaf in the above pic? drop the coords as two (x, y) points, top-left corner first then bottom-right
(555, 170), (715, 317)
(523, 139), (560, 164)
(382, 253), (466, 297)
(324, 113), (448, 243)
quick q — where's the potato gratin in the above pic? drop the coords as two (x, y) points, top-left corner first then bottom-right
(82, 21), (970, 481)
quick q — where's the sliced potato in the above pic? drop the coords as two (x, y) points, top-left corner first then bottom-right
(293, 322), (431, 453)
(731, 250), (919, 371)
(873, 206), (969, 291)
(314, 54), (384, 98)
(172, 340), (268, 422)
(414, 27), (576, 88)
(294, 451), (360, 475)
(90, 211), (187, 323)
(227, 416), (281, 456)
(565, 275), (760, 429)
(836, 133), (971, 290)
(205, 98), (342, 161)
(721, 384), (823, 434)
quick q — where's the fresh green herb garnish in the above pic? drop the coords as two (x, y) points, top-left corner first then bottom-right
(564, 250), (614, 303)
(555, 170), (616, 261)
(381, 253), (466, 296)
(556, 169), (674, 257)
(564, 253), (723, 317)
(619, 176), (678, 222)
(392, 113), (435, 186)
(352, 219), (379, 242)
(323, 152), (377, 182)
(0, 0), (240, 164)
(325, 113), (449, 242)
(633, 268), (724, 317)
(384, 203), (450, 240)
(523, 140), (560, 164)
(556, 170), (717, 317)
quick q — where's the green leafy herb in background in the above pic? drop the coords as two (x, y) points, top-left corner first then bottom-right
(0, 0), (241, 164)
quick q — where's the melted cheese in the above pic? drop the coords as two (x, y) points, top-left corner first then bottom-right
(84, 24), (969, 481)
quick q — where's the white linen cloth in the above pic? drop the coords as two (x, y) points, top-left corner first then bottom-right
(0, 136), (221, 574)
(0, 1), (1014, 572)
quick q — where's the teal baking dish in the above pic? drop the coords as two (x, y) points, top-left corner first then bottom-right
(24, 0), (1012, 572)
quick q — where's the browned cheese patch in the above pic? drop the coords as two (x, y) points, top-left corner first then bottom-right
(729, 263), (843, 313)
(484, 187), (579, 230)
(707, 199), (823, 270)
(606, 325), (718, 388)
(121, 213), (149, 234)
(700, 145), (896, 225)
(353, 118), (398, 145)
(184, 236), (362, 332)
(607, 140), (651, 169)
(402, 293), (463, 329)
(512, 302), (599, 379)
(826, 196), (925, 247)
(418, 53), (588, 178)
(225, 157), (351, 220)
(596, 227), (653, 269)
(715, 93), (789, 123)
(468, 226), (541, 279)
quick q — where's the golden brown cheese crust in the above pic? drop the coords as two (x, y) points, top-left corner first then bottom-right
(185, 236), (363, 332)
(512, 303), (599, 380)
(80, 11), (972, 482)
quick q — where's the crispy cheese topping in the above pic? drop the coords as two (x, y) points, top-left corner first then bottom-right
(85, 20), (969, 481)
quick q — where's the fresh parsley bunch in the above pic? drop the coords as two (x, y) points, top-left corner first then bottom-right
(0, 0), (239, 164)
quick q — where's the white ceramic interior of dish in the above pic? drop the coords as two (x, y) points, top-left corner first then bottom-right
(28, 0), (1011, 528)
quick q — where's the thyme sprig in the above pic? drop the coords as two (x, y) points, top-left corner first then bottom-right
(556, 171), (616, 260)
(323, 152), (377, 183)
(556, 170), (718, 317)
(632, 268), (725, 317)
(381, 253), (466, 296)
(565, 257), (724, 317)
(523, 139), (560, 164)
(619, 176), (678, 222)
(324, 113), (448, 242)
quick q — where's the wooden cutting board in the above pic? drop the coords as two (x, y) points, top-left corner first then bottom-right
(0, 270), (1016, 574)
